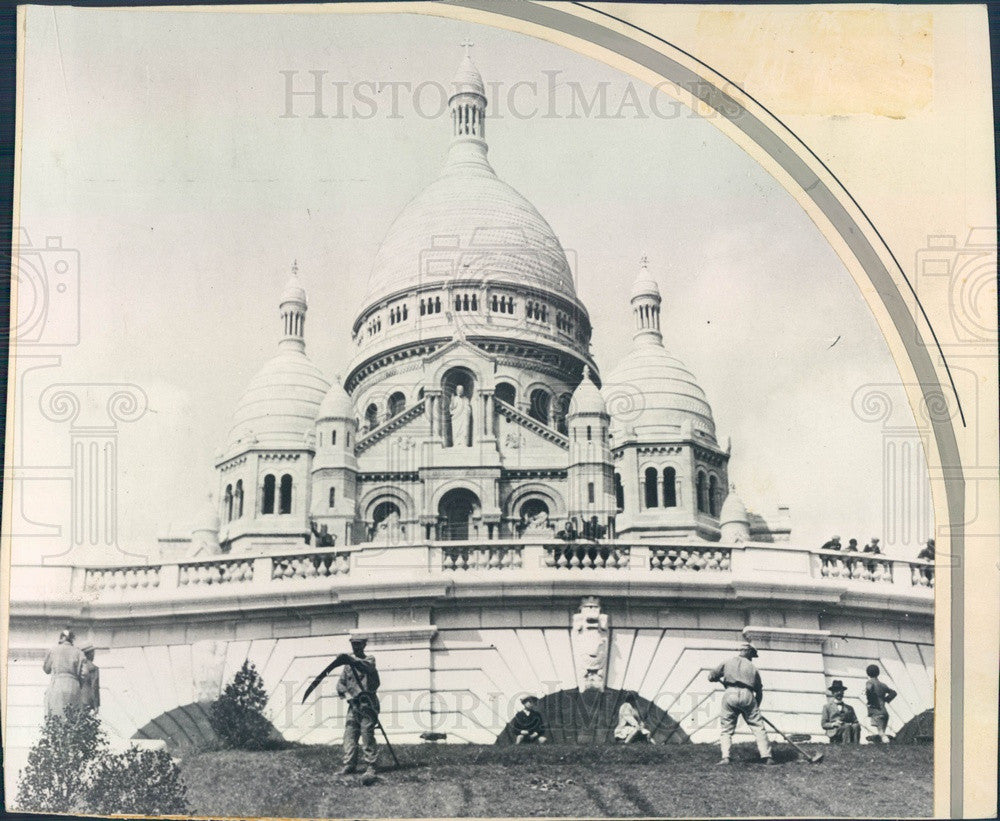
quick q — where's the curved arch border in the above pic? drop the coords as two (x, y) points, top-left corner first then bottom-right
(428, 4), (965, 809)
(504, 482), (567, 520)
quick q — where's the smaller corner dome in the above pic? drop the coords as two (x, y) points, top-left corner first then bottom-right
(450, 53), (485, 99)
(569, 368), (607, 415)
(192, 494), (220, 533)
(317, 378), (354, 420)
(228, 350), (330, 449)
(720, 491), (749, 525)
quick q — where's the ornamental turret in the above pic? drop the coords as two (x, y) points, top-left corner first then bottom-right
(567, 367), (616, 534)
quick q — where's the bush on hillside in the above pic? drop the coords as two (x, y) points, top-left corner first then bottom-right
(16, 704), (188, 815)
(209, 659), (273, 750)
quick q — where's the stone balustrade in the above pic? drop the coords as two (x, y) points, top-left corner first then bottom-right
(178, 557), (254, 586)
(544, 543), (630, 569)
(441, 544), (523, 571)
(83, 565), (161, 592)
(649, 546), (731, 572)
(39, 542), (934, 613)
(272, 550), (351, 580)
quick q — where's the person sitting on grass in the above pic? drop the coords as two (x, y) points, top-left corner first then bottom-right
(512, 695), (548, 744)
(821, 680), (861, 743)
(614, 693), (655, 744)
(864, 664), (897, 743)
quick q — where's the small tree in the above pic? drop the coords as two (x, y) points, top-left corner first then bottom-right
(209, 659), (273, 749)
(16, 705), (104, 813)
(84, 746), (188, 815)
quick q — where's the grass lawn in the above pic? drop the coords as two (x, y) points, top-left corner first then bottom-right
(179, 741), (932, 818)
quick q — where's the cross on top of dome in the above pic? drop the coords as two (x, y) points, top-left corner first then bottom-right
(460, 38), (474, 57)
(640, 254), (649, 268)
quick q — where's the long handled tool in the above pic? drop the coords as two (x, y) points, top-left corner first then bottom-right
(302, 653), (400, 768)
(760, 715), (824, 764)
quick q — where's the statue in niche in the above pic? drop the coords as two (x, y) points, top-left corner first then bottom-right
(571, 597), (610, 693)
(449, 385), (472, 447)
(522, 509), (551, 536)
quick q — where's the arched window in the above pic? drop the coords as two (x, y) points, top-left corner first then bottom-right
(528, 389), (551, 425)
(662, 468), (677, 508)
(491, 295), (499, 312)
(696, 472), (707, 514)
(331, 429), (337, 446)
(586, 425), (592, 441)
(365, 403), (379, 430)
(235, 480), (244, 518)
(224, 484), (233, 522)
(614, 473), (624, 512)
(279, 474), (293, 515)
(435, 296), (441, 312)
(587, 482), (595, 504)
(388, 392), (406, 418)
(708, 475), (719, 517)
(644, 468), (659, 509)
(329, 486), (336, 508)
(262, 474), (276, 515)
(495, 382), (517, 407)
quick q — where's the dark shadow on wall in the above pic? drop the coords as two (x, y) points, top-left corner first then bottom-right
(495, 688), (690, 745)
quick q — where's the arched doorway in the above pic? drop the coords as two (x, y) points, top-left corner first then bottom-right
(494, 382), (517, 407)
(496, 688), (689, 745)
(438, 488), (479, 541)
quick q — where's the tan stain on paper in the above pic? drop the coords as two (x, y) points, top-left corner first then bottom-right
(696, 8), (933, 117)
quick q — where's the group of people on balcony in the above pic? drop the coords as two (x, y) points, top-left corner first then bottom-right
(820, 535), (884, 555)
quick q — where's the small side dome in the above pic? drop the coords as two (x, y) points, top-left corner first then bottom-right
(569, 367), (607, 416)
(720, 488), (751, 543)
(317, 377), (354, 420)
(192, 493), (220, 534)
(720, 491), (749, 526)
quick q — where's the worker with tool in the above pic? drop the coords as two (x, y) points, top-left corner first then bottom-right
(707, 640), (776, 765)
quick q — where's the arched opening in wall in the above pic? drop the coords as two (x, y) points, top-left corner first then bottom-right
(438, 488), (480, 541)
(495, 689), (689, 745)
(235, 480), (244, 518)
(495, 382), (517, 407)
(133, 702), (285, 754)
(224, 484), (233, 522)
(555, 392), (572, 436)
(442, 367), (475, 448)
(644, 468), (659, 509)
(708, 475), (719, 517)
(388, 391), (406, 418)
(528, 388), (551, 426)
(663, 468), (677, 508)
(261, 474), (276, 515)
(364, 403), (379, 431)
(279, 474), (293, 515)
(696, 472), (707, 514)
(517, 497), (549, 533)
(614, 472), (624, 512)
(369, 499), (403, 542)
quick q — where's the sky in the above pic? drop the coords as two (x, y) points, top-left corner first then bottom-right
(13, 6), (932, 558)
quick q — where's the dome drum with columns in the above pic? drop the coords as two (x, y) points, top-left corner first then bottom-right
(177, 51), (785, 557)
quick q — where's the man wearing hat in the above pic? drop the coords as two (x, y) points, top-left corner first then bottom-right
(77, 644), (100, 712)
(336, 636), (381, 780)
(707, 641), (775, 765)
(512, 695), (548, 744)
(821, 680), (861, 743)
(820, 536), (842, 551)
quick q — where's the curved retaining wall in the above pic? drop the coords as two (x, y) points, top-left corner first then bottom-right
(5, 540), (933, 795)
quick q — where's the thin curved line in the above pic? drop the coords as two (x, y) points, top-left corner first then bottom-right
(572, 1), (966, 427)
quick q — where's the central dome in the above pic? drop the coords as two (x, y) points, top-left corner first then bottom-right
(363, 152), (577, 306)
(360, 53), (577, 311)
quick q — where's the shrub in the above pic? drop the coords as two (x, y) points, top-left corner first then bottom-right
(16, 704), (104, 813)
(84, 746), (188, 815)
(209, 659), (273, 750)
(16, 704), (188, 815)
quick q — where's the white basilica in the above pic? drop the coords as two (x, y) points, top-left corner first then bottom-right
(168, 52), (789, 561)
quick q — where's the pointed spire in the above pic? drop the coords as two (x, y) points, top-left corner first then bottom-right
(449, 44), (487, 143)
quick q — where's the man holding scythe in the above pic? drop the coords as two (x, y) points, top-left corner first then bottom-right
(303, 636), (386, 784)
